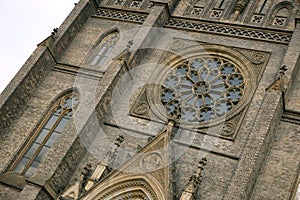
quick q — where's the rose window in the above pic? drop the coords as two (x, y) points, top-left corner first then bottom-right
(160, 56), (245, 123)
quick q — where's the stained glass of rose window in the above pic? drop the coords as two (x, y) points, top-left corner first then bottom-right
(160, 56), (244, 123)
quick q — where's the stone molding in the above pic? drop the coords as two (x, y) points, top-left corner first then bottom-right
(93, 8), (147, 23)
(0, 49), (55, 134)
(223, 89), (283, 200)
(165, 18), (292, 43)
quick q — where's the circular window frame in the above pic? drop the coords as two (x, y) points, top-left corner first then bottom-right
(146, 46), (256, 128)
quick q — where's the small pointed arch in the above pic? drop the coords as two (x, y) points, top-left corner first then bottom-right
(10, 89), (79, 177)
(86, 29), (120, 68)
(268, 1), (294, 27)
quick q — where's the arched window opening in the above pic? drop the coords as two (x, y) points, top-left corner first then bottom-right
(87, 32), (119, 67)
(272, 7), (290, 26)
(268, 2), (293, 28)
(12, 93), (79, 177)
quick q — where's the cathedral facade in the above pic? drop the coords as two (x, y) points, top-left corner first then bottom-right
(0, 0), (300, 199)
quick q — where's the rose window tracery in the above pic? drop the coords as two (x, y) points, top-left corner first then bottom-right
(160, 56), (245, 124)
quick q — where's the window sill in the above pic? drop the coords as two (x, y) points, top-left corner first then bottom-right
(0, 171), (26, 190)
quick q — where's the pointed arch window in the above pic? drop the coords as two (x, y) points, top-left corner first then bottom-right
(272, 7), (290, 27)
(87, 32), (119, 67)
(12, 93), (79, 177)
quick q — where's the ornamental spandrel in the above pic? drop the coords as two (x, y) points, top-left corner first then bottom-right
(148, 54), (253, 127)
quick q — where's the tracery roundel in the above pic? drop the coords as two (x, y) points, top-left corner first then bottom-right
(160, 56), (245, 123)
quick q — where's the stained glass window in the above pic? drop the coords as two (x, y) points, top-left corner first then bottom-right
(87, 32), (119, 67)
(13, 93), (79, 177)
(160, 56), (245, 123)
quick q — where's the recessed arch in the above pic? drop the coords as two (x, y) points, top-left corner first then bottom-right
(85, 28), (120, 70)
(9, 89), (79, 177)
(268, 1), (294, 27)
(81, 174), (165, 200)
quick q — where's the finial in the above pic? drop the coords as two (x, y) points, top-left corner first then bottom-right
(127, 40), (134, 49)
(83, 136), (125, 191)
(179, 157), (207, 200)
(114, 135), (124, 147)
(58, 163), (92, 200)
(166, 120), (175, 133)
(147, 135), (155, 142)
(279, 65), (288, 76)
(51, 28), (58, 36)
(279, 64), (288, 94)
(79, 163), (92, 182)
(136, 144), (142, 151)
(195, 157), (207, 178)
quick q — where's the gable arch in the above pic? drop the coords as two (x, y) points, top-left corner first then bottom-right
(82, 175), (165, 200)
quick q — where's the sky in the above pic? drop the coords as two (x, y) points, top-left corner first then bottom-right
(0, 1), (76, 93)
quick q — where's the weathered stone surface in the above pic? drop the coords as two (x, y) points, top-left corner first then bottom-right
(0, 183), (20, 200)
(251, 121), (300, 199)
(1, 0), (300, 199)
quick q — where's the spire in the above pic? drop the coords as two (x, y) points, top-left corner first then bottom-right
(180, 157), (207, 200)
(113, 40), (134, 79)
(79, 121), (176, 200)
(84, 135), (124, 191)
(279, 65), (288, 92)
(266, 65), (288, 93)
(58, 163), (92, 200)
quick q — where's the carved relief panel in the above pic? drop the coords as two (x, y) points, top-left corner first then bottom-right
(106, 0), (154, 11)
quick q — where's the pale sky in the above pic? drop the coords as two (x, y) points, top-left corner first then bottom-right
(0, 1), (76, 93)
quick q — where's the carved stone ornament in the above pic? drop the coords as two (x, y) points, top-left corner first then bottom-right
(170, 39), (185, 51)
(220, 122), (235, 137)
(251, 52), (266, 65)
(140, 152), (163, 172)
(79, 123), (175, 200)
(165, 19), (291, 43)
(130, 86), (150, 118)
(133, 102), (149, 115)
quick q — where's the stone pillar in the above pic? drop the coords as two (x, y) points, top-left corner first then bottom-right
(223, 83), (283, 200)
(282, 18), (300, 101)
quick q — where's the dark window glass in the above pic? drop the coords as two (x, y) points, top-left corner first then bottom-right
(87, 32), (119, 67)
(13, 93), (79, 177)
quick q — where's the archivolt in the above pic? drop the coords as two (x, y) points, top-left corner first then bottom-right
(82, 175), (165, 200)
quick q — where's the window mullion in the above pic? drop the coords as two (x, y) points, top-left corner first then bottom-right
(21, 111), (67, 175)
(96, 46), (109, 66)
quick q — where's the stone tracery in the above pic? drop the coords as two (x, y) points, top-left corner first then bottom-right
(160, 56), (245, 124)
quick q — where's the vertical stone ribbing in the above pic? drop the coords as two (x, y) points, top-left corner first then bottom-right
(223, 88), (283, 200)
(283, 20), (300, 101)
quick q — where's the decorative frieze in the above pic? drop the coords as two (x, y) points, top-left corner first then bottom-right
(114, 0), (125, 6)
(130, 0), (143, 8)
(251, 14), (264, 24)
(107, 0), (153, 11)
(94, 9), (147, 23)
(165, 19), (292, 43)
